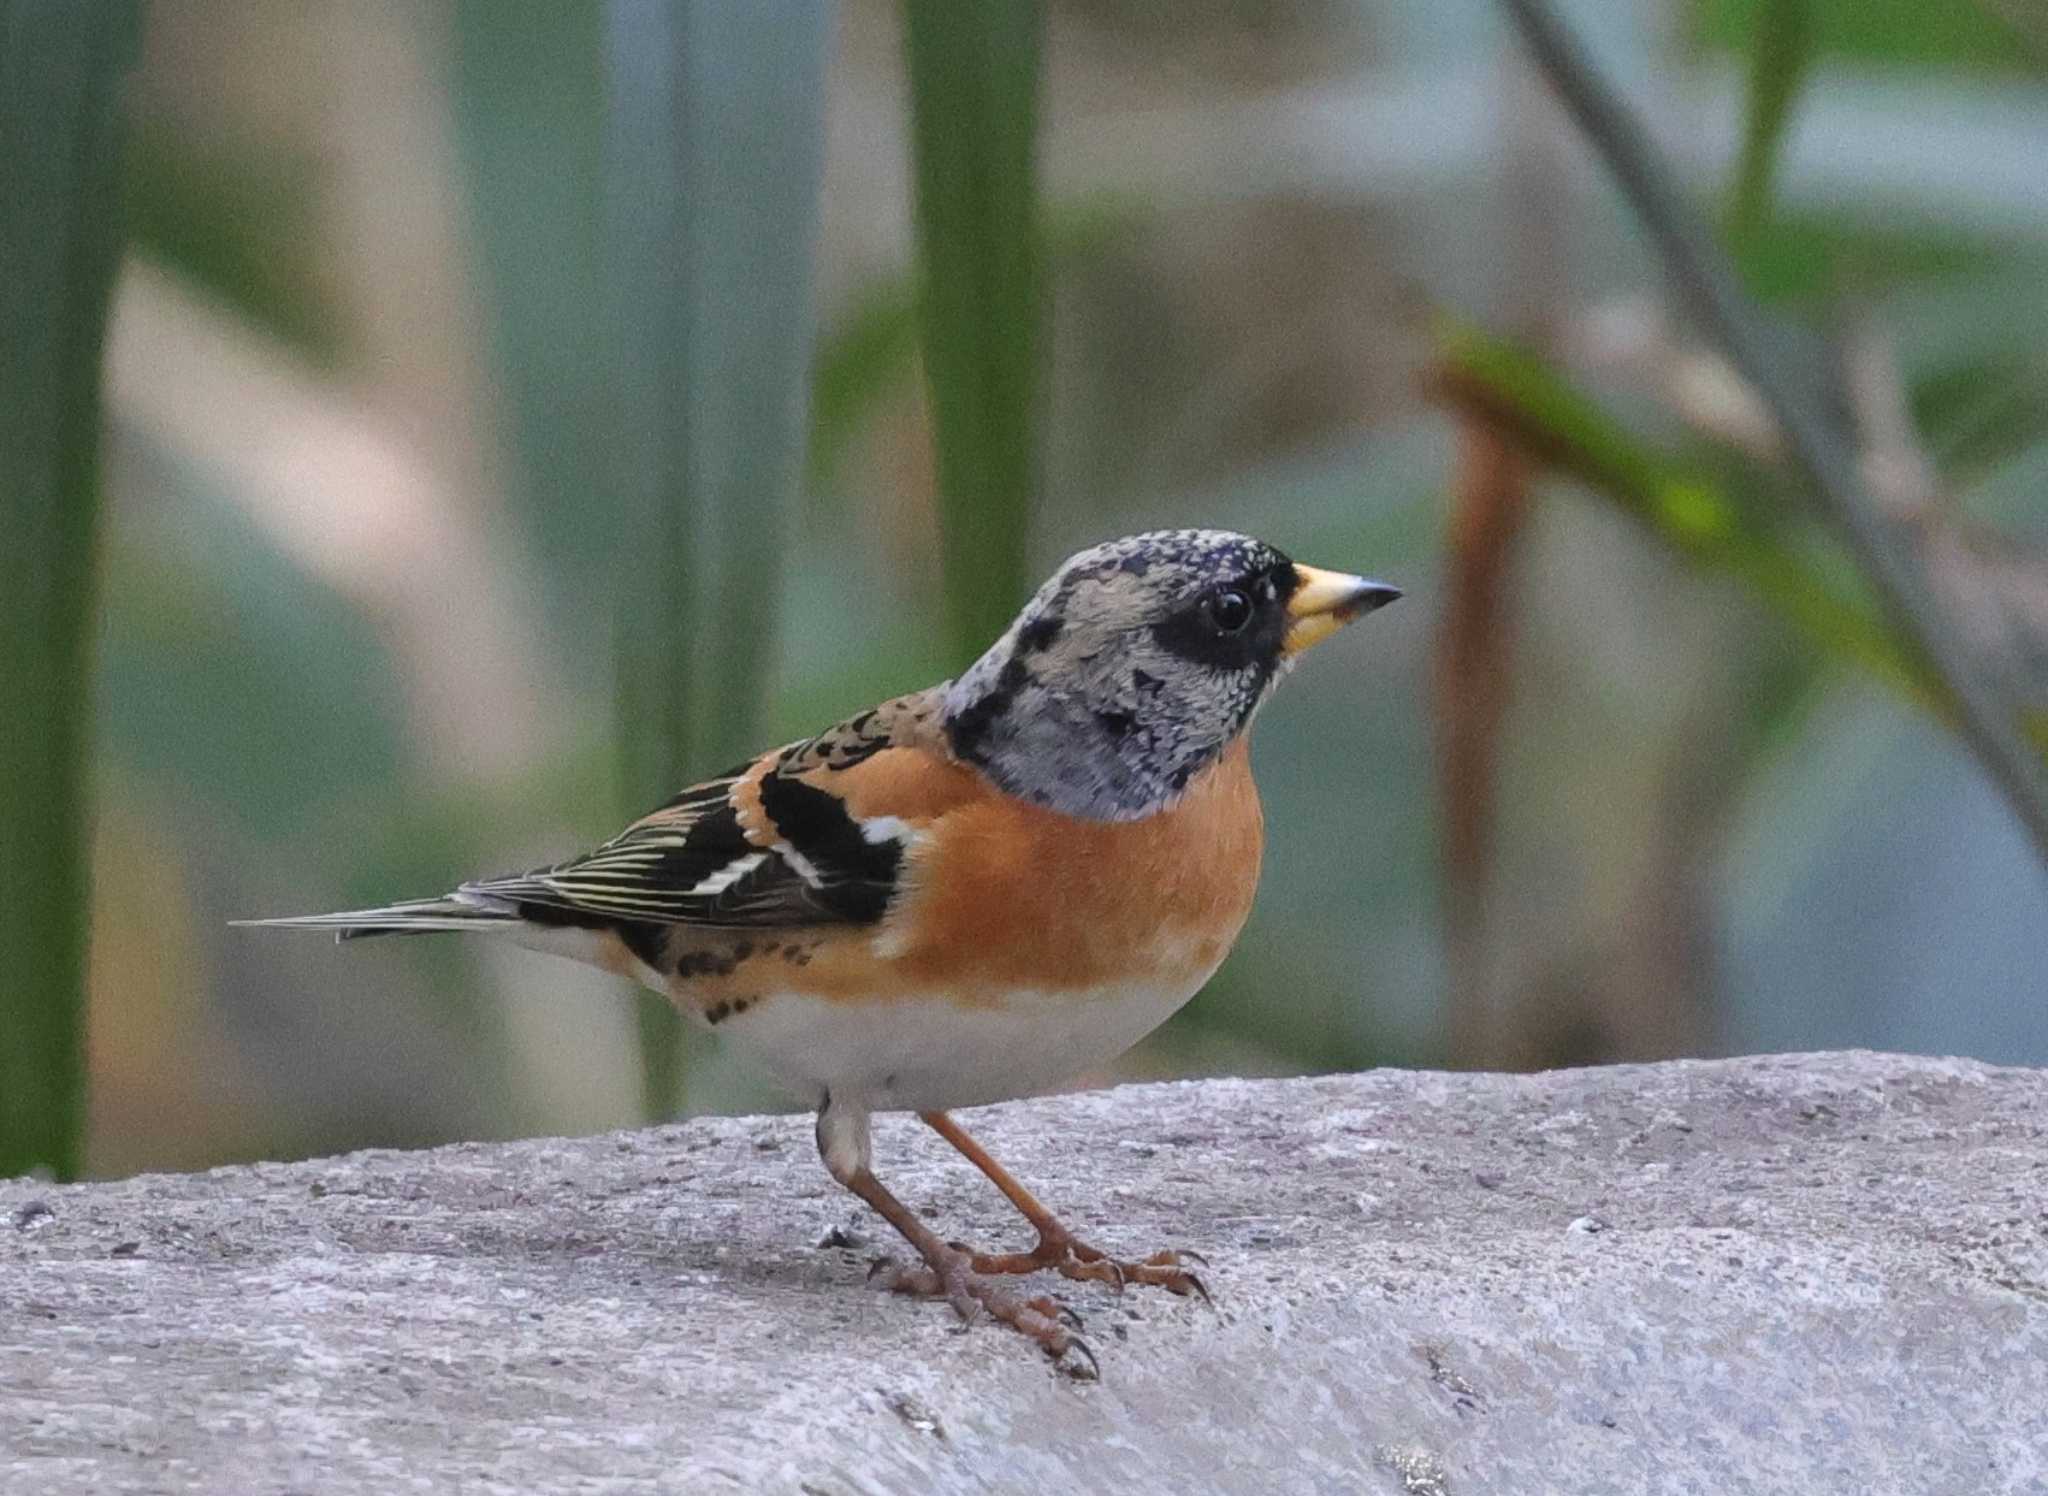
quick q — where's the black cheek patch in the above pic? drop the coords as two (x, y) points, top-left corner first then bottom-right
(1151, 605), (1260, 673)
(1151, 564), (1294, 676)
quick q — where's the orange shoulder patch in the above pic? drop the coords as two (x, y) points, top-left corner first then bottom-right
(802, 745), (990, 825)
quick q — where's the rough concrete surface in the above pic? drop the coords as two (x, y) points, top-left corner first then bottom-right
(2, 1051), (2045, 1495)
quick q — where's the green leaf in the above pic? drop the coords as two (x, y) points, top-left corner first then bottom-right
(0, 1), (141, 1179)
(903, 0), (1044, 667)
(1435, 320), (1929, 714)
(1726, 0), (1816, 250)
(602, 1), (833, 1119)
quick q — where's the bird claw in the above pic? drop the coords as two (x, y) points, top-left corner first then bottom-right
(1060, 1335), (1101, 1381)
(860, 1218), (1202, 1374)
(1052, 1242), (1212, 1303)
(961, 1231), (1216, 1305)
(879, 1244), (1097, 1371)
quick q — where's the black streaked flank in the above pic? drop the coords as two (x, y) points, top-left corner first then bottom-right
(673, 946), (741, 980)
(703, 995), (756, 1025)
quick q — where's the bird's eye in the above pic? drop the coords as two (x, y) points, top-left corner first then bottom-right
(1204, 587), (1254, 634)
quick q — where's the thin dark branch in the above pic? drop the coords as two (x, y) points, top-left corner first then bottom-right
(1496, 0), (2048, 871)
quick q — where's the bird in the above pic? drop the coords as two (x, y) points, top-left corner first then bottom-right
(241, 528), (1400, 1374)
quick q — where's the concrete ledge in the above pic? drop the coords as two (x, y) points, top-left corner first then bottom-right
(4, 1051), (2045, 1494)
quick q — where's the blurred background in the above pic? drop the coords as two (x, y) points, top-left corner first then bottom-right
(6, 0), (2046, 1180)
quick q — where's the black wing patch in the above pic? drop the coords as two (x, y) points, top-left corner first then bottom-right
(463, 747), (909, 931)
(754, 773), (902, 923)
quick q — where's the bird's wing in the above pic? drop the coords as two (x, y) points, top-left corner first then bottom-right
(463, 689), (966, 930)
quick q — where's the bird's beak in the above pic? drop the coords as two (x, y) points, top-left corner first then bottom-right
(1282, 565), (1402, 657)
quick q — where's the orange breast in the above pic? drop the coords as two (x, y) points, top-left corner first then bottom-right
(796, 739), (1265, 1002)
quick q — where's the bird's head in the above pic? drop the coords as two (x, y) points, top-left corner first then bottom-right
(942, 528), (1400, 820)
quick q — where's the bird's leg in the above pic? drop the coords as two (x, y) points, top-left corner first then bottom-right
(815, 1096), (1095, 1376)
(918, 1111), (1209, 1301)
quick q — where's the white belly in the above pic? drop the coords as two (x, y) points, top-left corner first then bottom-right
(709, 977), (1207, 1112)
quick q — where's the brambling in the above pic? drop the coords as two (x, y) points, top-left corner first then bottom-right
(244, 529), (1399, 1373)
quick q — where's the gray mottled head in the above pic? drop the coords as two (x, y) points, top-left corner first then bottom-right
(942, 529), (1400, 820)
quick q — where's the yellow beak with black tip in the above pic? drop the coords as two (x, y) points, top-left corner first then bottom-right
(1282, 564), (1402, 657)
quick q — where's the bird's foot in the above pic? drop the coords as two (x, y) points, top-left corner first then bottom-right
(870, 1247), (1098, 1379)
(962, 1227), (1212, 1302)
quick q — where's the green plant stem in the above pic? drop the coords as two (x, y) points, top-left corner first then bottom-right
(0, 1), (141, 1179)
(903, 0), (1044, 667)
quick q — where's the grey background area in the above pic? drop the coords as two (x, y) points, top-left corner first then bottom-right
(3, 1050), (2044, 1494)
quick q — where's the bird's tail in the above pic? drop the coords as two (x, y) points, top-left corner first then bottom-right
(231, 891), (521, 943)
